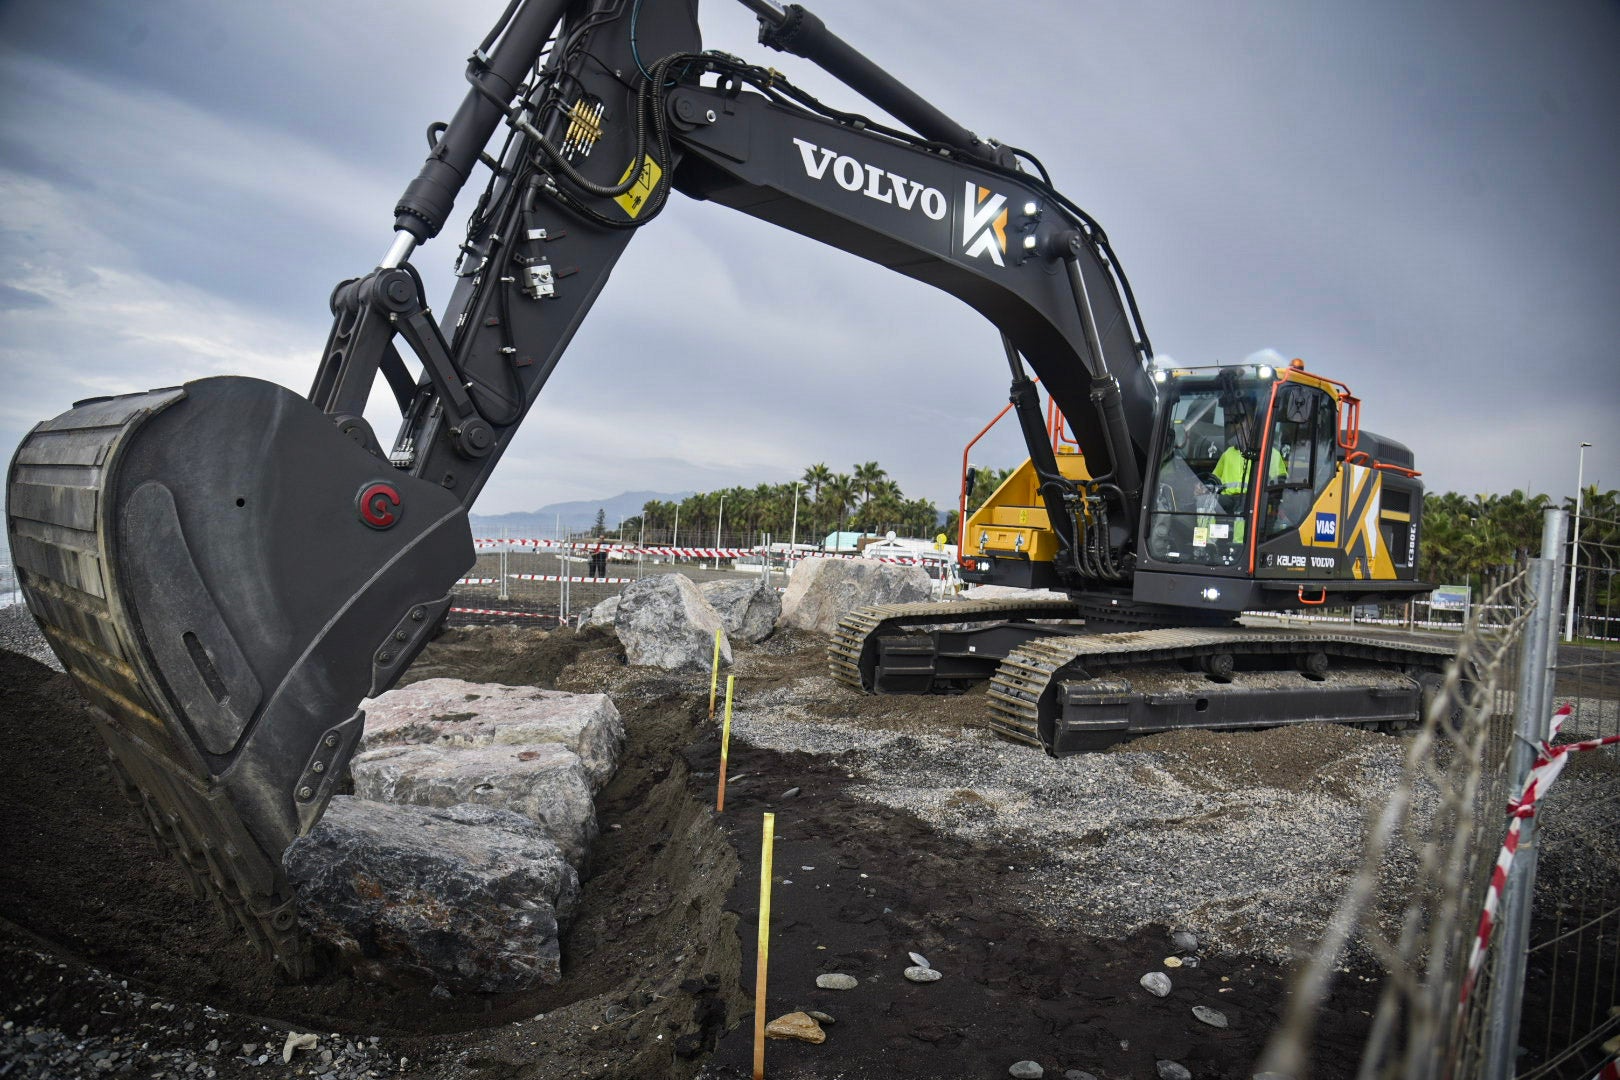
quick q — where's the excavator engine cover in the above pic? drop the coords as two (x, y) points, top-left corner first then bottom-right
(5, 376), (474, 976)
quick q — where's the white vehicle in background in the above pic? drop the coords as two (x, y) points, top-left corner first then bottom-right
(861, 533), (958, 580)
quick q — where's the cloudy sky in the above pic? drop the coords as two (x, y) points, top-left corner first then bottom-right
(1, 0), (1616, 521)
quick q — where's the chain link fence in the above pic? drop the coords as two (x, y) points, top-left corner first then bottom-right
(1261, 509), (1619, 1079)
(447, 528), (958, 625)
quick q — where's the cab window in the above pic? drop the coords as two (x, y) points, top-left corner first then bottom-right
(1261, 384), (1337, 539)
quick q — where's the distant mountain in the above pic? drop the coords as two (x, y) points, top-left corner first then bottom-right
(469, 490), (692, 540)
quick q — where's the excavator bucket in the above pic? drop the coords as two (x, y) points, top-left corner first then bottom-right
(5, 376), (473, 976)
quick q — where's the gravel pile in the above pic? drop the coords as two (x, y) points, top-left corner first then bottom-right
(0, 603), (59, 671)
(731, 672), (1433, 962)
(1, 939), (400, 1080)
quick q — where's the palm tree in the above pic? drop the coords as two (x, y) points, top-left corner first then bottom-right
(853, 461), (888, 505)
(801, 463), (832, 503)
(821, 473), (857, 546)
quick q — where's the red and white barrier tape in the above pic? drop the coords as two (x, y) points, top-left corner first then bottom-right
(471, 537), (950, 567)
(1460, 704), (1620, 1006)
(1589, 1058), (1617, 1080)
(509, 573), (635, 584)
(456, 577), (498, 585)
(449, 607), (553, 619)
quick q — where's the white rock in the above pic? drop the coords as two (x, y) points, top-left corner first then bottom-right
(1192, 1004), (1228, 1028)
(282, 1034), (317, 1063)
(778, 558), (932, 636)
(903, 966), (941, 983)
(1009, 1062), (1045, 1079)
(615, 574), (731, 671)
(699, 579), (781, 643)
(1156, 1062), (1192, 1080)
(815, 973), (858, 990)
(361, 678), (624, 790)
(1139, 971), (1172, 997)
(351, 742), (596, 868)
(583, 595), (620, 628)
(908, 951), (930, 968)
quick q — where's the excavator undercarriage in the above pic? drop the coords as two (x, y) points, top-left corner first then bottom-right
(831, 602), (1453, 755)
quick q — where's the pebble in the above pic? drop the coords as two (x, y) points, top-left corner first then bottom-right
(807, 1010), (835, 1025)
(782, 787), (801, 798)
(908, 951), (930, 968)
(764, 1012), (826, 1044)
(1163, 956), (1183, 968)
(1010, 1062), (1045, 1079)
(1065, 1072), (1100, 1080)
(1139, 971), (1172, 997)
(1180, 956), (1200, 968)
(903, 966), (942, 983)
(1157, 1061), (1192, 1080)
(1171, 930), (1199, 953)
(816, 973), (858, 990)
(282, 1032), (318, 1063)
(1192, 1004), (1229, 1029)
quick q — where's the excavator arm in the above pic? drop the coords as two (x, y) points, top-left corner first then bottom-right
(5, 0), (1156, 976)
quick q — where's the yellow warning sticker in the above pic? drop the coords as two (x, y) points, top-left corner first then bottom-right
(1017, 508), (1029, 524)
(614, 156), (662, 218)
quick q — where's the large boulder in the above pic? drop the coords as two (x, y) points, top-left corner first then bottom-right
(614, 573), (731, 672)
(699, 579), (781, 643)
(778, 557), (932, 636)
(361, 678), (623, 791)
(582, 594), (620, 629)
(285, 798), (579, 993)
(350, 742), (597, 868)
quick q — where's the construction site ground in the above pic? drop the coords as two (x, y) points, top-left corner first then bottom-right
(1, 611), (1613, 1080)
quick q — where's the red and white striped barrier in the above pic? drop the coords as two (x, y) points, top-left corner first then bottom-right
(456, 577), (499, 585)
(471, 537), (951, 567)
(449, 607), (553, 619)
(1588, 1058), (1617, 1080)
(509, 573), (635, 584)
(1460, 704), (1620, 1006)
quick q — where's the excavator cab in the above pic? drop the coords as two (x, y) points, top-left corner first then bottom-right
(1135, 358), (1427, 613)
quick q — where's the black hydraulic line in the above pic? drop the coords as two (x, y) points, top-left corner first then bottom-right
(754, 3), (1002, 164)
(1001, 335), (1082, 577)
(394, 0), (570, 242)
(1065, 254), (1143, 505)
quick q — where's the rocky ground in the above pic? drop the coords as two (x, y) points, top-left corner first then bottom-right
(1, 603), (1615, 1079)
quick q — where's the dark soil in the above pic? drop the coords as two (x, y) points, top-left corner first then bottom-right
(0, 626), (1392, 1079)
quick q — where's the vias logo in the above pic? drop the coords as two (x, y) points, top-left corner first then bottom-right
(962, 183), (1009, 266)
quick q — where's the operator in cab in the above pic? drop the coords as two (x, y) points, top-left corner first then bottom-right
(1212, 413), (1286, 542)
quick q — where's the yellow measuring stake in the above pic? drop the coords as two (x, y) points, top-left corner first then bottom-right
(753, 811), (776, 1080)
(708, 628), (723, 718)
(717, 675), (736, 812)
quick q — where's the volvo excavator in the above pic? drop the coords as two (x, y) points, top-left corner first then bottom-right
(4, 0), (1447, 978)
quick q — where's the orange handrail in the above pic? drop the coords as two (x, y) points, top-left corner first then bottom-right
(957, 380), (1043, 553)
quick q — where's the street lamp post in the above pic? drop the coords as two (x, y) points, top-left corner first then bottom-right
(714, 495), (726, 570)
(789, 483), (801, 551)
(1565, 441), (1592, 642)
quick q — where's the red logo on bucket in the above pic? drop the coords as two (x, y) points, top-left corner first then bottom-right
(358, 483), (401, 529)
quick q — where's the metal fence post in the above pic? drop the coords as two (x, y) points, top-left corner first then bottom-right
(498, 527), (509, 601)
(1484, 507), (1567, 1080)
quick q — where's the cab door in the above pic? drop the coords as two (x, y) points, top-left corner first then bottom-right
(1254, 382), (1346, 581)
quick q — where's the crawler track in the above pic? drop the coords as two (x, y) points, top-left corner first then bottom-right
(985, 627), (1455, 749)
(832, 599), (1457, 753)
(829, 598), (1083, 690)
